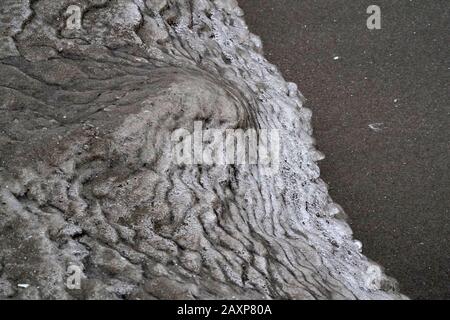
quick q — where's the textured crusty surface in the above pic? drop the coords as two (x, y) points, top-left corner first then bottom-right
(0, 0), (406, 299)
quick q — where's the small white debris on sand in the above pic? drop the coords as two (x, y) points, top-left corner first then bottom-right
(17, 284), (30, 289)
(369, 123), (385, 132)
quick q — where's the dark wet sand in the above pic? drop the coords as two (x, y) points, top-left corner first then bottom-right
(239, 0), (449, 299)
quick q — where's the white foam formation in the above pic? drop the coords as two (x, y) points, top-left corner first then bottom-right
(0, 0), (406, 299)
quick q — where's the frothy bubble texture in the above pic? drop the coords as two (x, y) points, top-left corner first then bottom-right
(0, 0), (406, 299)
